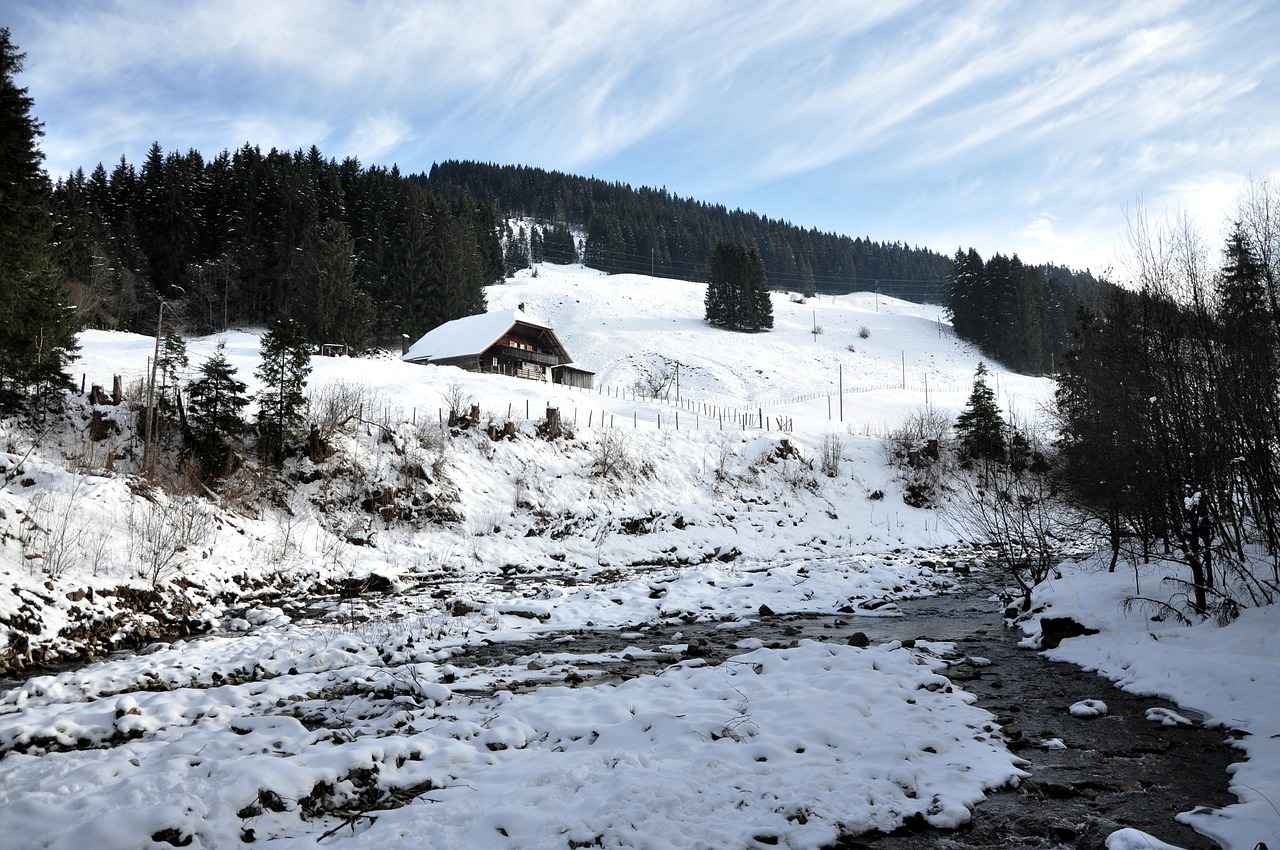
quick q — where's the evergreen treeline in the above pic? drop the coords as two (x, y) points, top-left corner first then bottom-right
(49, 143), (505, 343)
(948, 248), (1108, 375)
(1055, 198), (1280, 615)
(420, 161), (954, 301)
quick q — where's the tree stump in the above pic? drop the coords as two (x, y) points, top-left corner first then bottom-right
(544, 407), (563, 439)
(112, 374), (124, 405)
(89, 410), (117, 441)
(88, 384), (110, 405)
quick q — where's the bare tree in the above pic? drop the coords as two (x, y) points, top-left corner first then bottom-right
(948, 455), (1075, 612)
(632, 359), (676, 400)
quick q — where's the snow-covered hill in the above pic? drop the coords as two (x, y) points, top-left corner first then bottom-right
(0, 265), (1273, 850)
(8, 263), (1053, 672)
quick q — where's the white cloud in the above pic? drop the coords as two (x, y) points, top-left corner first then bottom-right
(8, 0), (1280, 272)
(342, 113), (415, 164)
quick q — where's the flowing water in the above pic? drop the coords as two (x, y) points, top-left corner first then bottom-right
(446, 586), (1241, 849)
(2, 572), (1241, 848)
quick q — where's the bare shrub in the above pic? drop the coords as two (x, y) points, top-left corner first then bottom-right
(820, 433), (844, 478)
(442, 382), (473, 422)
(780, 458), (817, 493)
(858, 325), (871, 339)
(943, 430), (1076, 611)
(590, 428), (633, 480)
(217, 463), (267, 518)
(889, 406), (951, 456)
(127, 495), (215, 588)
(23, 482), (90, 578)
(309, 380), (372, 441)
(632, 359), (676, 400)
(711, 438), (737, 482)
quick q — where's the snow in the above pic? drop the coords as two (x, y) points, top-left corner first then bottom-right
(1068, 698), (1108, 717)
(1024, 559), (1280, 850)
(0, 262), (1275, 849)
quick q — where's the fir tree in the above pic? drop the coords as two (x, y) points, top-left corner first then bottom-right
(0, 29), (78, 416)
(955, 363), (1005, 462)
(185, 343), (249, 478)
(284, 219), (374, 349)
(706, 242), (772, 331)
(255, 317), (312, 464)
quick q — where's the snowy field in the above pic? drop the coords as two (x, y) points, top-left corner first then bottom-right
(0, 264), (1275, 849)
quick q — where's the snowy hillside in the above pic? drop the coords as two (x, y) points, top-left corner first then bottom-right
(485, 264), (1049, 430)
(1, 265), (1274, 850)
(12, 263), (1043, 674)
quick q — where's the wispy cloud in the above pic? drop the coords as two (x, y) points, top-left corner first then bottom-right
(8, 0), (1280, 271)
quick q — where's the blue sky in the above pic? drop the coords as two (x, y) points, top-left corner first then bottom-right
(9, 0), (1279, 274)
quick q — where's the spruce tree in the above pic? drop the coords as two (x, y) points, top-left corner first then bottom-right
(706, 242), (771, 331)
(0, 29), (78, 416)
(284, 219), (373, 349)
(743, 246), (773, 331)
(185, 342), (249, 478)
(255, 317), (312, 464)
(955, 363), (1005, 462)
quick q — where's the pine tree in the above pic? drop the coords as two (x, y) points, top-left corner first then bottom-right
(185, 342), (249, 478)
(955, 363), (1005, 462)
(744, 246), (773, 331)
(255, 317), (312, 464)
(284, 219), (373, 349)
(0, 29), (78, 416)
(706, 242), (771, 331)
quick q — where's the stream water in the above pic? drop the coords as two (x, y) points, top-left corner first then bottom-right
(447, 587), (1241, 849)
(1, 572), (1241, 848)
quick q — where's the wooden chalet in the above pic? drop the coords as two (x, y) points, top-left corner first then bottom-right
(401, 307), (594, 388)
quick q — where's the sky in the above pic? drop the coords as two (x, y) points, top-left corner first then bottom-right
(8, 0), (1280, 275)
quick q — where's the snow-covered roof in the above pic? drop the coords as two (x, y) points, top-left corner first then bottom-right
(401, 309), (553, 363)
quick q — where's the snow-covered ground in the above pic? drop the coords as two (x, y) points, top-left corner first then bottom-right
(0, 264), (1274, 849)
(1022, 559), (1280, 850)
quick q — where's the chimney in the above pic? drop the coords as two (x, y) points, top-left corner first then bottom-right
(518, 302), (525, 313)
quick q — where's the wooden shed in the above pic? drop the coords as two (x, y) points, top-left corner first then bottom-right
(401, 308), (594, 389)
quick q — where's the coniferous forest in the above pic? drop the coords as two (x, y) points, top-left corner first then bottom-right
(422, 160), (955, 301)
(947, 248), (1110, 375)
(49, 144), (505, 345)
(424, 161), (1105, 373)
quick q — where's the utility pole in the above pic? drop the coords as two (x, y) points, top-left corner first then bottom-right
(142, 300), (166, 473)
